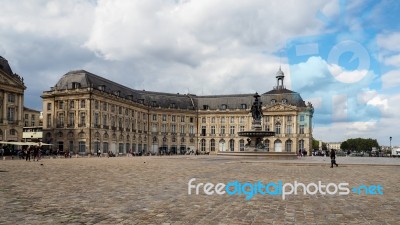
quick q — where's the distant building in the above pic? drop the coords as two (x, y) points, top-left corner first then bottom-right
(327, 142), (342, 150)
(42, 68), (314, 155)
(0, 56), (26, 142)
(22, 107), (43, 143)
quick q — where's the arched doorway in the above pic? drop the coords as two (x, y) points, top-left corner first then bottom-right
(219, 139), (226, 152)
(274, 140), (282, 152)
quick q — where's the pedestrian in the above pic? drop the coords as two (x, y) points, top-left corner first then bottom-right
(97, 149), (101, 157)
(26, 147), (31, 161)
(0, 146), (4, 159)
(330, 149), (339, 168)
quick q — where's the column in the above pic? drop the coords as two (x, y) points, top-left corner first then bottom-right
(18, 94), (23, 124)
(3, 92), (7, 122)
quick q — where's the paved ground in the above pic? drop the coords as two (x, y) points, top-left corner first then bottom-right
(0, 156), (399, 225)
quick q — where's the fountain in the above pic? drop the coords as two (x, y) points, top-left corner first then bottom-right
(218, 92), (297, 159)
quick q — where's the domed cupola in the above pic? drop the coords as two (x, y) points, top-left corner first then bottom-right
(275, 67), (285, 90)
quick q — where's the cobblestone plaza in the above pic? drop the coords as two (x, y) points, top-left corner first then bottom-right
(1, 156), (399, 224)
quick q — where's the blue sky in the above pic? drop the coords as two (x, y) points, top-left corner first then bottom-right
(1, 0), (399, 145)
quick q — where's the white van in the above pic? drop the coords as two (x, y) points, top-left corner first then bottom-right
(392, 147), (400, 157)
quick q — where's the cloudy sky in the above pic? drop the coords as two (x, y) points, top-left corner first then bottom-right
(1, 0), (399, 146)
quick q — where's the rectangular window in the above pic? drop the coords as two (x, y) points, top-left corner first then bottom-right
(153, 114), (157, 121)
(95, 101), (99, 110)
(58, 113), (64, 127)
(161, 124), (167, 133)
(287, 116), (292, 122)
(181, 116), (185, 122)
(8, 94), (15, 103)
(70, 100), (75, 109)
(25, 114), (29, 119)
(189, 125), (194, 134)
(180, 125), (185, 134)
(59, 101), (64, 109)
(220, 125), (225, 134)
(211, 117), (215, 123)
(162, 114), (167, 121)
(94, 113), (99, 126)
(171, 124), (176, 133)
(80, 112), (85, 127)
(31, 115), (35, 121)
(69, 141), (74, 153)
(47, 103), (52, 111)
(152, 124), (157, 132)
(102, 114), (107, 126)
(221, 117), (225, 123)
(230, 117), (234, 123)
(299, 125), (305, 134)
(172, 115), (176, 122)
(240, 125), (245, 132)
(230, 125), (235, 134)
(7, 107), (15, 122)
(240, 116), (244, 124)
(286, 125), (292, 134)
(102, 102), (107, 111)
(300, 115), (305, 122)
(80, 100), (86, 108)
(69, 113), (74, 127)
(190, 117), (194, 123)
(211, 125), (216, 134)
(46, 114), (52, 127)
(275, 124), (281, 134)
(201, 126), (206, 136)
(118, 118), (123, 128)
(31, 121), (35, 126)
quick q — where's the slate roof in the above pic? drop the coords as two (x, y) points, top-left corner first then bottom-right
(52, 70), (307, 110)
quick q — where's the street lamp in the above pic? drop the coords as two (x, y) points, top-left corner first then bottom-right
(390, 136), (392, 157)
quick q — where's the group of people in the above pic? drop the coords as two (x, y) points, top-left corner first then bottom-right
(24, 146), (42, 161)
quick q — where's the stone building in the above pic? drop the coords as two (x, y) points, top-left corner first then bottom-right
(0, 56), (26, 142)
(42, 68), (313, 155)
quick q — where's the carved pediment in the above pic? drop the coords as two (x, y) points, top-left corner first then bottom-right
(264, 104), (297, 112)
(0, 73), (25, 90)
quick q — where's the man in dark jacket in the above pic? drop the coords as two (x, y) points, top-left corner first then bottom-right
(330, 149), (339, 168)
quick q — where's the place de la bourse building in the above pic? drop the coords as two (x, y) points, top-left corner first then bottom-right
(41, 68), (314, 155)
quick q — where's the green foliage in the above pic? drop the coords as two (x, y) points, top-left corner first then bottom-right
(322, 142), (327, 150)
(340, 138), (380, 152)
(312, 138), (319, 150)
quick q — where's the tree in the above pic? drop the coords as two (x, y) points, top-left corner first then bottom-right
(322, 142), (327, 151)
(312, 138), (319, 150)
(340, 138), (380, 152)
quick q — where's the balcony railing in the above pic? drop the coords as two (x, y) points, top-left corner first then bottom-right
(103, 125), (109, 129)
(67, 124), (75, 128)
(78, 123), (85, 127)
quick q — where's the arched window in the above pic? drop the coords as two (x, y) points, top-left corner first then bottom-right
(210, 139), (215, 151)
(201, 139), (206, 152)
(229, 139), (235, 151)
(285, 140), (292, 152)
(298, 140), (305, 152)
(239, 139), (245, 151)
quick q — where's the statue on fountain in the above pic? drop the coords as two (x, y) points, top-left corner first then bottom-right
(251, 92), (263, 121)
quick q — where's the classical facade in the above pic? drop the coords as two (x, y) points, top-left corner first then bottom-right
(42, 68), (313, 155)
(0, 56), (26, 142)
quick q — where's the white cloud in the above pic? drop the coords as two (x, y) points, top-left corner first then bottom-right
(85, 0), (327, 62)
(327, 64), (369, 83)
(382, 70), (400, 89)
(377, 32), (400, 52)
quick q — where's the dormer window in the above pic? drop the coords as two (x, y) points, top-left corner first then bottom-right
(114, 91), (120, 96)
(126, 95), (133, 100)
(72, 82), (81, 89)
(221, 104), (227, 110)
(152, 101), (157, 107)
(271, 99), (276, 104)
(203, 105), (209, 110)
(241, 104), (247, 109)
(138, 99), (144, 104)
(98, 85), (105, 91)
(282, 99), (288, 104)
(170, 103), (176, 108)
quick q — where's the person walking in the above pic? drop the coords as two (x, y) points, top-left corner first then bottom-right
(330, 149), (339, 168)
(26, 147), (31, 161)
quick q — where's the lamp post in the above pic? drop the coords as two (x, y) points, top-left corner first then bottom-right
(390, 136), (392, 157)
